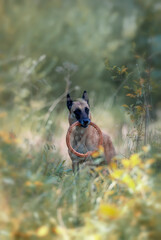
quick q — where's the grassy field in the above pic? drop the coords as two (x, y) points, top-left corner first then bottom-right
(1, 0), (161, 239)
(0, 104), (161, 240)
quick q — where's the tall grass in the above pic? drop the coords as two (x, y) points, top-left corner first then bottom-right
(0, 101), (161, 239)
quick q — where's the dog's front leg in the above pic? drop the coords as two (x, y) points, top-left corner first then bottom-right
(68, 150), (80, 174)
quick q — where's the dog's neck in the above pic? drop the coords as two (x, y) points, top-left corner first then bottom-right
(68, 115), (89, 143)
(68, 113), (92, 145)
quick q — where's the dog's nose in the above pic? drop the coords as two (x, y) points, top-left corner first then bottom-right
(82, 119), (90, 127)
(83, 120), (89, 125)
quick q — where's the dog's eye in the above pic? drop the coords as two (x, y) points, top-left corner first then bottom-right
(85, 107), (89, 114)
(74, 108), (81, 116)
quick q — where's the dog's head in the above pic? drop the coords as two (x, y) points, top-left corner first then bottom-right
(67, 91), (91, 128)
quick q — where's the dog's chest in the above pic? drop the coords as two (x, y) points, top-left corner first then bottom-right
(71, 127), (98, 154)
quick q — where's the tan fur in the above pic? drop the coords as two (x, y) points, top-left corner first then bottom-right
(68, 99), (116, 173)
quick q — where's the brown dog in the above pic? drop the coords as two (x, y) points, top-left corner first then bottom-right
(67, 91), (116, 173)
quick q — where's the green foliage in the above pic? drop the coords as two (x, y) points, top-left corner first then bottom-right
(105, 52), (155, 153)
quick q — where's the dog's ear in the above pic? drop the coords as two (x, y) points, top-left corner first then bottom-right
(82, 90), (89, 106)
(67, 93), (73, 111)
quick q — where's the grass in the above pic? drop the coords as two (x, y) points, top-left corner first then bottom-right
(0, 106), (161, 240)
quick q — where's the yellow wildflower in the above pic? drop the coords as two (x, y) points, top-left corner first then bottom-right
(91, 145), (104, 158)
(122, 174), (136, 191)
(110, 169), (123, 179)
(122, 158), (130, 168)
(25, 181), (33, 187)
(36, 225), (49, 237)
(99, 204), (121, 219)
(130, 154), (141, 167)
(34, 181), (44, 187)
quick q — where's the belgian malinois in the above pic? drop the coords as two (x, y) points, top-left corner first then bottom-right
(67, 91), (116, 173)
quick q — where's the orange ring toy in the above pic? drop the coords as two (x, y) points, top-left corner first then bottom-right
(66, 121), (103, 158)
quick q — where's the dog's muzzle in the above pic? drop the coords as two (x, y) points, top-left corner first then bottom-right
(79, 119), (91, 128)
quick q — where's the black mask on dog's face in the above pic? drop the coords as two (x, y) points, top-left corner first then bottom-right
(74, 107), (90, 128)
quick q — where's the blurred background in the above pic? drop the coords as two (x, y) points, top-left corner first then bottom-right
(1, 0), (161, 239)
(0, 0), (161, 161)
